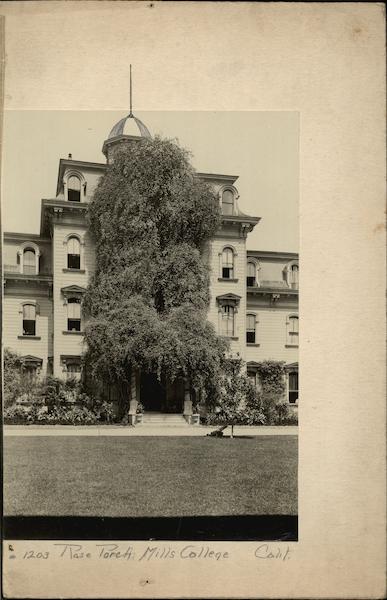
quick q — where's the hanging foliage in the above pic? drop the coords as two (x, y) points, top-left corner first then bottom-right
(83, 136), (227, 394)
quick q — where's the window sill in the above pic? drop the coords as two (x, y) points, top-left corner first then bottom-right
(63, 331), (84, 336)
(218, 278), (239, 283)
(62, 268), (86, 274)
(285, 344), (299, 348)
(247, 343), (260, 347)
(18, 335), (41, 340)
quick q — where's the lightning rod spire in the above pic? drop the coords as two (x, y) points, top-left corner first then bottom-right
(129, 64), (133, 117)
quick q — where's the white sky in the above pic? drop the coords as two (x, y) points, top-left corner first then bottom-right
(2, 110), (298, 252)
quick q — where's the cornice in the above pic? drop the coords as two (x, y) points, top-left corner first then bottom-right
(247, 250), (299, 260)
(195, 172), (239, 184)
(4, 232), (51, 243)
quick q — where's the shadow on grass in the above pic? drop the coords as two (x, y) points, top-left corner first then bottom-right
(3, 515), (298, 541)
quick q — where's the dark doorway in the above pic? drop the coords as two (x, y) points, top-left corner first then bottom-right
(140, 373), (166, 412)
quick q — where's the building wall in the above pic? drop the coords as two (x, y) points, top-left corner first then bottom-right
(3, 156), (298, 397)
(245, 306), (298, 363)
(3, 292), (53, 374)
(207, 233), (247, 360)
(52, 222), (95, 377)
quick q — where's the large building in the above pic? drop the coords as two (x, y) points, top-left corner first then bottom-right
(3, 113), (299, 415)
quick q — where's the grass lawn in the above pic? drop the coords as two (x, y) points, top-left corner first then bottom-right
(4, 436), (297, 517)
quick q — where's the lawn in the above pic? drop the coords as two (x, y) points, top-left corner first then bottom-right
(4, 436), (297, 517)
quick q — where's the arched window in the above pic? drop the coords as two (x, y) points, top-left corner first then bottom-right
(247, 262), (256, 287)
(290, 264), (299, 289)
(67, 298), (81, 331)
(23, 248), (36, 275)
(288, 371), (299, 404)
(23, 304), (36, 336)
(68, 176), (81, 202)
(220, 305), (235, 337)
(287, 315), (299, 346)
(222, 247), (234, 279)
(246, 314), (256, 344)
(221, 189), (234, 215)
(67, 236), (81, 269)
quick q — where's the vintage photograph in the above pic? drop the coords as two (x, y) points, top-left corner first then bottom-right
(1, 2), (385, 599)
(3, 101), (299, 541)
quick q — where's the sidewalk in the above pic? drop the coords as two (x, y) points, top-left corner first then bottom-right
(4, 424), (298, 437)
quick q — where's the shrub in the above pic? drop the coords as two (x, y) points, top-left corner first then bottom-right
(3, 349), (38, 407)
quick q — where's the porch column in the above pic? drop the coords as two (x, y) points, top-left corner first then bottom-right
(129, 368), (140, 422)
(183, 379), (193, 416)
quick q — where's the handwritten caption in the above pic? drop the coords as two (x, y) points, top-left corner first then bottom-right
(9, 543), (292, 562)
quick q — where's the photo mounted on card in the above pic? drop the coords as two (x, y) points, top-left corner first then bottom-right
(3, 106), (299, 541)
(2, 2), (385, 599)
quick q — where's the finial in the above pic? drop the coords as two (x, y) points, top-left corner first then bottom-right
(129, 64), (133, 118)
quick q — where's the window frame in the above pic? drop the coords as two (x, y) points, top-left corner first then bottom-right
(221, 246), (235, 279)
(221, 189), (235, 215)
(67, 297), (82, 332)
(64, 170), (86, 202)
(284, 260), (299, 289)
(67, 175), (81, 202)
(246, 259), (260, 287)
(220, 304), (235, 337)
(286, 314), (299, 346)
(22, 303), (37, 336)
(18, 241), (40, 275)
(288, 371), (299, 404)
(246, 313), (257, 344)
(67, 236), (81, 270)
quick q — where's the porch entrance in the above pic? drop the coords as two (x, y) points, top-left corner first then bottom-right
(140, 373), (185, 413)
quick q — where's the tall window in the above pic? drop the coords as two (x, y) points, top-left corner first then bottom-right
(23, 248), (36, 274)
(247, 262), (256, 286)
(247, 371), (257, 388)
(288, 372), (299, 404)
(246, 314), (256, 344)
(287, 315), (299, 345)
(67, 237), (81, 269)
(221, 305), (235, 337)
(67, 298), (81, 331)
(222, 247), (234, 279)
(290, 264), (299, 289)
(23, 304), (36, 336)
(68, 176), (81, 202)
(221, 190), (234, 215)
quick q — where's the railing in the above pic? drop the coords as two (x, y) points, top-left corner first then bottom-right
(4, 264), (19, 273)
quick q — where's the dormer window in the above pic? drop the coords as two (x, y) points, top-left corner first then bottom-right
(23, 249), (36, 275)
(68, 176), (81, 202)
(67, 236), (81, 269)
(221, 189), (234, 215)
(290, 264), (299, 289)
(284, 260), (299, 289)
(18, 242), (40, 275)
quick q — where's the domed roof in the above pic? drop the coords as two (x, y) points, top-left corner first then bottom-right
(108, 113), (151, 140)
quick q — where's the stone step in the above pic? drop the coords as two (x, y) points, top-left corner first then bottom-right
(141, 413), (188, 426)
